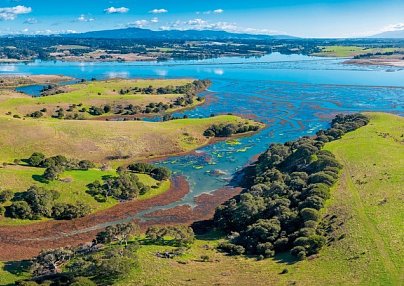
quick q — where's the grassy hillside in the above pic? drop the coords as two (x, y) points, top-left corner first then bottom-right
(0, 79), (201, 118)
(0, 115), (261, 165)
(2, 112), (401, 285)
(120, 112), (403, 285)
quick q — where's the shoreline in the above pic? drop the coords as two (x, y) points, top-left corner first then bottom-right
(0, 74), (74, 88)
(142, 125), (265, 164)
(88, 96), (208, 122)
(343, 58), (404, 67)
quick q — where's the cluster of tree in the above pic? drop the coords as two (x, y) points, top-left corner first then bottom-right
(86, 163), (169, 202)
(19, 223), (139, 286)
(119, 79), (211, 96)
(40, 85), (65, 97)
(0, 189), (14, 216)
(95, 223), (137, 246)
(27, 107), (83, 120)
(16, 221), (197, 285)
(87, 170), (149, 202)
(26, 153), (95, 181)
(127, 162), (171, 181)
(87, 80), (208, 118)
(353, 50), (403, 59)
(25, 80), (208, 121)
(27, 104), (87, 120)
(145, 225), (195, 247)
(54, 94), (201, 119)
(28, 110), (44, 118)
(162, 114), (189, 121)
(53, 106), (89, 120)
(214, 113), (369, 260)
(204, 122), (260, 137)
(5, 185), (90, 220)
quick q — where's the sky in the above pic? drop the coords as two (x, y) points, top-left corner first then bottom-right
(0, 0), (403, 38)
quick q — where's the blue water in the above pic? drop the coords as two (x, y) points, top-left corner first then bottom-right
(15, 84), (44, 97)
(2, 53), (404, 216)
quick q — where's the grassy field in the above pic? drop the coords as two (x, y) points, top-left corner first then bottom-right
(0, 79), (200, 118)
(0, 112), (402, 285)
(311, 45), (403, 57)
(0, 166), (170, 226)
(119, 112), (404, 285)
(0, 114), (260, 165)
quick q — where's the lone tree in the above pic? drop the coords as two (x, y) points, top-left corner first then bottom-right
(95, 223), (138, 246)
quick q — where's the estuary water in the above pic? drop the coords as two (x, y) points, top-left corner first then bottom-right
(1, 53), (404, 216)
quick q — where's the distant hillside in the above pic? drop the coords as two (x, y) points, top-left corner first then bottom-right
(64, 27), (296, 40)
(370, 29), (404, 39)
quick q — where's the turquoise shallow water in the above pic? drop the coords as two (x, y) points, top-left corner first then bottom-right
(2, 53), (404, 216)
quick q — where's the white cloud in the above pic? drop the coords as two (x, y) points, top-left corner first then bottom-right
(24, 17), (37, 24)
(126, 17), (160, 28)
(16, 29), (78, 35)
(357, 22), (404, 37)
(0, 5), (31, 21)
(198, 9), (224, 15)
(128, 20), (149, 28)
(187, 18), (207, 26)
(77, 14), (95, 22)
(160, 18), (280, 35)
(382, 23), (404, 32)
(150, 8), (168, 14)
(104, 7), (129, 14)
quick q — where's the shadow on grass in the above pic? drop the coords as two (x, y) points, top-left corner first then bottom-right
(139, 238), (189, 248)
(195, 229), (225, 241)
(101, 175), (115, 181)
(32, 174), (48, 184)
(272, 252), (299, 265)
(2, 260), (31, 285)
(3, 260), (30, 275)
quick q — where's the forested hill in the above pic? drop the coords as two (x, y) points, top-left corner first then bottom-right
(214, 113), (369, 259)
(64, 27), (296, 40)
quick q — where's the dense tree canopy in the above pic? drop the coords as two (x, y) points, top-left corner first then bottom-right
(6, 185), (90, 221)
(214, 113), (369, 259)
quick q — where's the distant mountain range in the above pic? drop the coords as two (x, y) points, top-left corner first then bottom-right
(370, 29), (404, 39)
(63, 27), (297, 40)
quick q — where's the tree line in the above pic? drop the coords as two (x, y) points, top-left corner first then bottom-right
(27, 152), (95, 181)
(213, 113), (369, 260)
(1, 185), (90, 221)
(87, 162), (171, 202)
(204, 121), (261, 137)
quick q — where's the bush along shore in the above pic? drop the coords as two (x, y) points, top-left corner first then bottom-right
(214, 113), (369, 260)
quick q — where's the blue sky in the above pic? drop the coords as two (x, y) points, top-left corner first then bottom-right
(0, 0), (403, 38)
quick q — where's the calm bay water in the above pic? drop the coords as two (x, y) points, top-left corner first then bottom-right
(2, 53), (404, 216)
